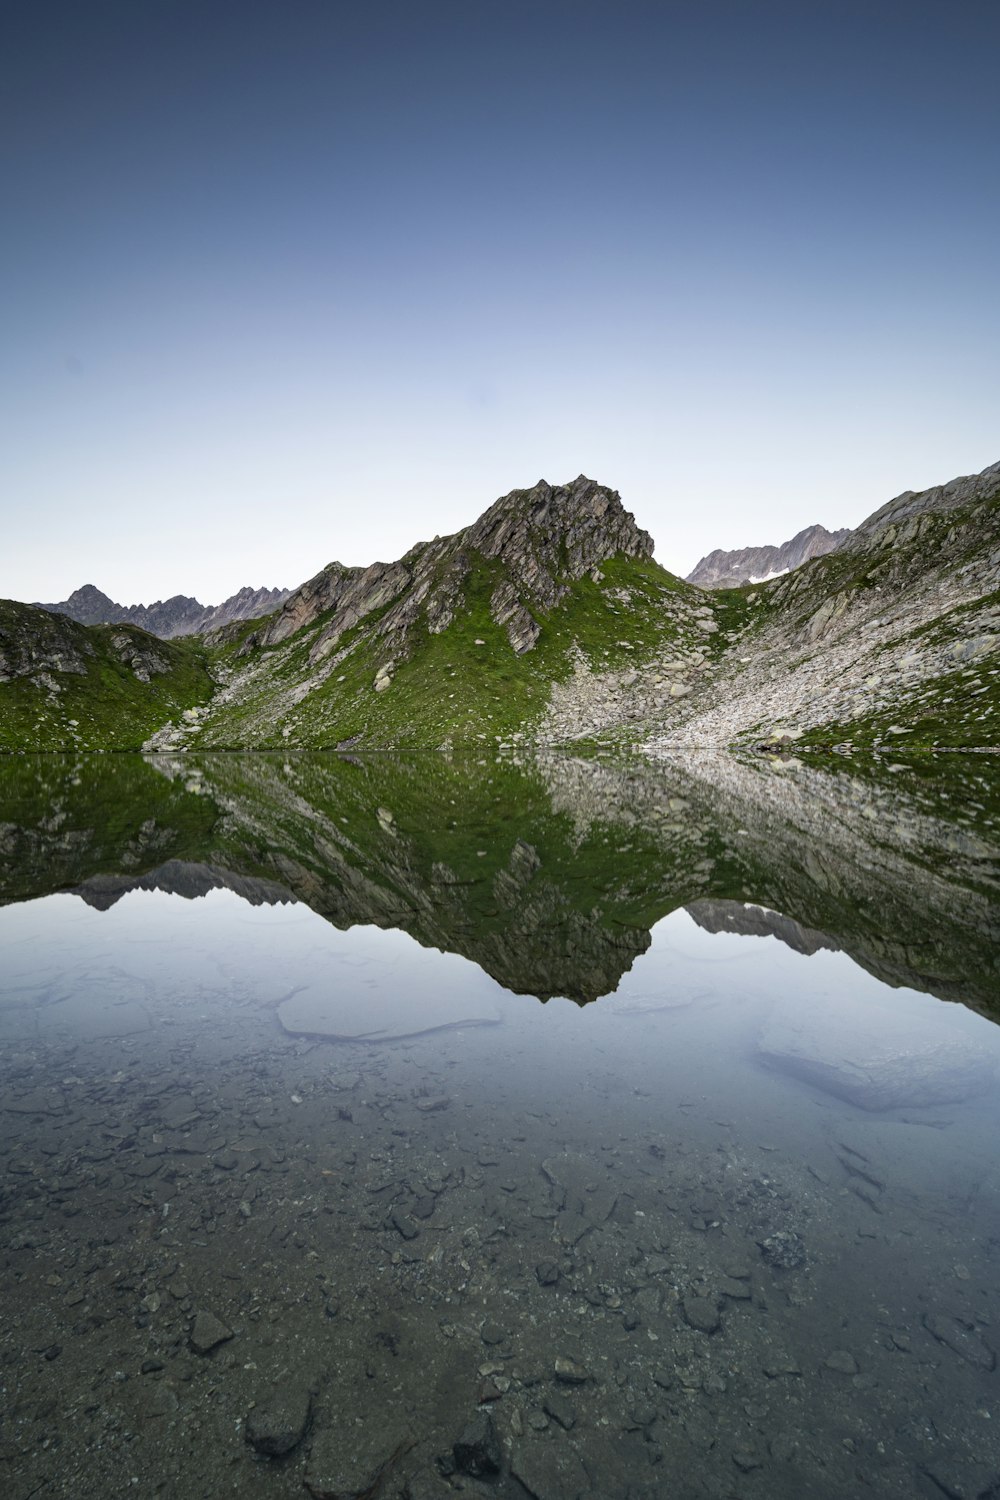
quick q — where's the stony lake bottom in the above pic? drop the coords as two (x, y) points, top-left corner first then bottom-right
(1, 748), (1000, 1500)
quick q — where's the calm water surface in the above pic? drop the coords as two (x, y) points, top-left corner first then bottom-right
(1, 749), (999, 1500)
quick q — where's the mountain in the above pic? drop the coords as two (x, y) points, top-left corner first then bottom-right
(36, 583), (290, 638)
(147, 474), (719, 752)
(3, 459), (999, 753)
(686, 523), (850, 589)
(0, 599), (214, 750)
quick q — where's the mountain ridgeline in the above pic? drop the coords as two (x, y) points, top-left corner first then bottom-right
(1, 460), (999, 752)
(37, 583), (291, 639)
(686, 523), (850, 589)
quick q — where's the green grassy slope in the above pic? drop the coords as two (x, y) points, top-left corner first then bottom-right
(0, 600), (215, 752)
(189, 552), (698, 749)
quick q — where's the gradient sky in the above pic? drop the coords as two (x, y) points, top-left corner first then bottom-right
(2, 0), (998, 605)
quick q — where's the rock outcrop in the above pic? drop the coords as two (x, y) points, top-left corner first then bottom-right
(37, 583), (290, 639)
(687, 523), (849, 589)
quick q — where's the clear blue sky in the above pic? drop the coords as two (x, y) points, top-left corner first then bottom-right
(2, 0), (998, 604)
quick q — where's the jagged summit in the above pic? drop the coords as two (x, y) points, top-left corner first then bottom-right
(37, 582), (291, 639)
(256, 475), (653, 659)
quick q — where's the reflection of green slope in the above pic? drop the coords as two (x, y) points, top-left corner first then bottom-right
(545, 748), (1000, 1014)
(171, 751), (707, 1001)
(0, 750), (997, 1015)
(0, 754), (220, 903)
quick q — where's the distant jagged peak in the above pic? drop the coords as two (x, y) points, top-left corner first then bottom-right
(687, 458), (1000, 590)
(52, 584), (129, 625)
(687, 523), (849, 590)
(36, 583), (291, 639)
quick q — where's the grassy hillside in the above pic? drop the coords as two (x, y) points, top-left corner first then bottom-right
(171, 552), (702, 750)
(0, 600), (215, 752)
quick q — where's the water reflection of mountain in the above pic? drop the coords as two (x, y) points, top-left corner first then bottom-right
(686, 899), (840, 956)
(0, 748), (998, 1014)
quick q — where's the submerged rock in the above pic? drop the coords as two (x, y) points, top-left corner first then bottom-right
(245, 1384), (312, 1456)
(277, 987), (499, 1043)
(304, 1421), (413, 1498)
(189, 1310), (233, 1354)
(759, 1230), (807, 1270)
(683, 1297), (721, 1334)
(758, 1004), (994, 1111)
(453, 1411), (502, 1477)
(922, 1312), (996, 1370)
(510, 1438), (590, 1500)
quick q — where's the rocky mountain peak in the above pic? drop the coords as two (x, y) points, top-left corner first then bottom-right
(61, 585), (126, 625)
(467, 475), (652, 583)
(258, 476), (653, 660)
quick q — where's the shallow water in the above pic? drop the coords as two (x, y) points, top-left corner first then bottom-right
(2, 749), (1000, 1499)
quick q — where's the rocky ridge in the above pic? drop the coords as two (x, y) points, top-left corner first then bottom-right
(687, 523), (849, 589)
(37, 583), (290, 639)
(5, 458), (1000, 753)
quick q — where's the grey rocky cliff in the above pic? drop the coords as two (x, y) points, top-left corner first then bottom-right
(37, 583), (290, 639)
(850, 458), (1000, 541)
(0, 604), (94, 683)
(687, 523), (849, 589)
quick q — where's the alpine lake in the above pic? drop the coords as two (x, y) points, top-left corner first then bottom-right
(2, 746), (999, 1500)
